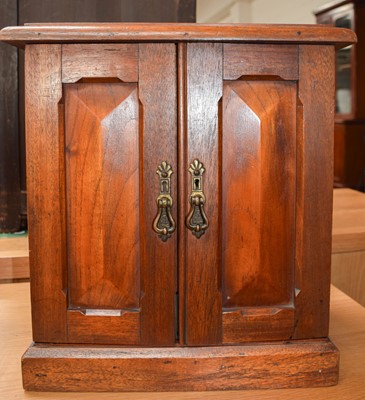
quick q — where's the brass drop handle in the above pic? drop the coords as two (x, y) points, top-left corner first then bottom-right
(186, 159), (209, 238)
(153, 161), (176, 242)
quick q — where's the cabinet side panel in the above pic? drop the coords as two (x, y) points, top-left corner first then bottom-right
(139, 43), (177, 345)
(185, 43), (223, 345)
(25, 44), (67, 342)
(65, 83), (140, 310)
(294, 45), (335, 338)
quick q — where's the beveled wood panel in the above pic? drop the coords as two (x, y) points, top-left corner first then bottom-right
(185, 42), (222, 345)
(294, 45), (335, 339)
(25, 44), (67, 342)
(222, 80), (296, 309)
(67, 310), (140, 344)
(65, 83), (140, 311)
(223, 44), (298, 81)
(62, 44), (138, 83)
(0, 23), (356, 49)
(139, 43), (177, 346)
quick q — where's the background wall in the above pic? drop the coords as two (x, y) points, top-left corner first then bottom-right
(197, 0), (330, 24)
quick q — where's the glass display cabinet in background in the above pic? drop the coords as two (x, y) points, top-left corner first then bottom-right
(315, 0), (365, 191)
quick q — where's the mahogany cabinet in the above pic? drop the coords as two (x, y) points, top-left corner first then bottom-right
(0, 24), (356, 391)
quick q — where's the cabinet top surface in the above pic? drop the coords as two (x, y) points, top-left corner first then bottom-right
(0, 23), (356, 49)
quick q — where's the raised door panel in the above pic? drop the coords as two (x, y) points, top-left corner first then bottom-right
(65, 83), (140, 311)
(26, 43), (177, 345)
(64, 83), (142, 344)
(63, 43), (177, 345)
(184, 43), (299, 345)
(221, 80), (296, 343)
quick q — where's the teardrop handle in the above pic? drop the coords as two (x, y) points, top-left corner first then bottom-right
(152, 161), (176, 242)
(186, 159), (209, 238)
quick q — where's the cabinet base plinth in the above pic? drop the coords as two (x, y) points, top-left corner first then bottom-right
(22, 339), (339, 391)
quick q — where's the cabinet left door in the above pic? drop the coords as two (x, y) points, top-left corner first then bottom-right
(25, 43), (178, 346)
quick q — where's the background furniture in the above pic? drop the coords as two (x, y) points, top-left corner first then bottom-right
(0, 0), (196, 233)
(332, 188), (365, 306)
(0, 234), (29, 283)
(315, 0), (365, 191)
(1, 282), (364, 398)
(0, 23), (355, 391)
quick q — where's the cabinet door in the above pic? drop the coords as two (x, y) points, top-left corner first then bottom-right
(184, 43), (298, 344)
(26, 43), (177, 345)
(184, 42), (334, 345)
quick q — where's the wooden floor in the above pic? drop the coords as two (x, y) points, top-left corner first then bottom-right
(0, 283), (364, 398)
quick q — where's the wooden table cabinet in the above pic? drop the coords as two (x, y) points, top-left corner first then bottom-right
(0, 24), (356, 392)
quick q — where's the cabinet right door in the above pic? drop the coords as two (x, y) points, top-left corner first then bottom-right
(221, 44), (297, 343)
(184, 43), (298, 345)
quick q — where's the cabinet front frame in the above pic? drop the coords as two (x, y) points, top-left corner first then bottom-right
(25, 41), (335, 347)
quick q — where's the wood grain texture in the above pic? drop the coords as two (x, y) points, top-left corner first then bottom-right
(221, 79), (296, 343)
(0, 0), (21, 232)
(138, 43), (177, 346)
(0, 24), (356, 49)
(67, 309), (140, 344)
(294, 45), (335, 339)
(222, 80), (296, 308)
(177, 42), (187, 345)
(25, 44), (67, 342)
(62, 44), (138, 83)
(2, 283), (365, 398)
(223, 307), (294, 343)
(223, 44), (298, 81)
(185, 42), (222, 345)
(65, 83), (140, 311)
(21, 340), (339, 391)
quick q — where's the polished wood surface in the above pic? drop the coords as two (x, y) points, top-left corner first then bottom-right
(138, 43), (177, 346)
(0, 23), (356, 48)
(25, 44), (67, 343)
(22, 340), (338, 391)
(185, 42), (222, 345)
(5, 25), (354, 390)
(223, 44), (299, 80)
(65, 82), (141, 344)
(1, 282), (364, 397)
(62, 43), (138, 83)
(293, 45), (335, 339)
(222, 79), (296, 342)
(65, 83), (140, 311)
